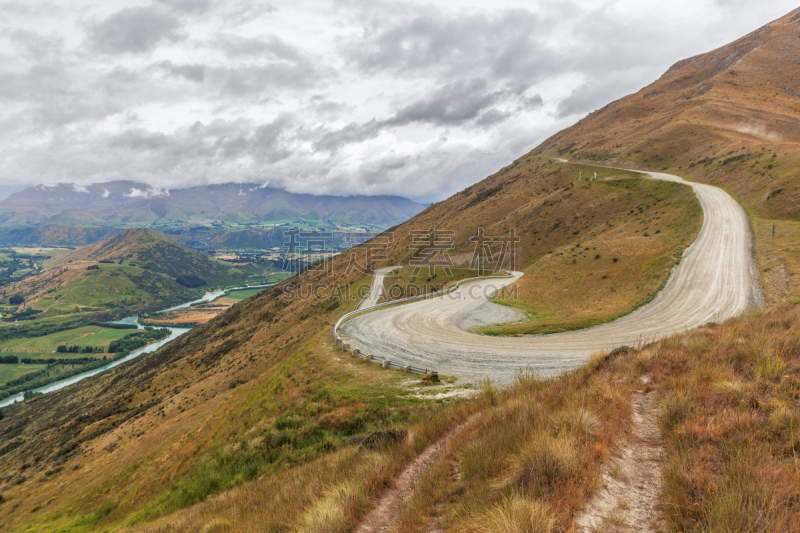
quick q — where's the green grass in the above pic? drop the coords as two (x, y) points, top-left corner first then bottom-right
(0, 326), (130, 355)
(0, 363), (47, 385)
(125, 340), (447, 526)
(379, 267), (497, 303)
(226, 288), (268, 300)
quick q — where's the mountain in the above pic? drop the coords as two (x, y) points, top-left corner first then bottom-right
(0, 181), (426, 228)
(534, 7), (800, 221)
(1, 228), (284, 322)
(1, 10), (800, 532)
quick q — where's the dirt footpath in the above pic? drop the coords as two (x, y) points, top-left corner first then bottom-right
(574, 380), (665, 532)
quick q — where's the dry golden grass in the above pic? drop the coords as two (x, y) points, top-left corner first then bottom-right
(391, 360), (638, 532)
(753, 217), (800, 305)
(475, 496), (558, 533)
(639, 308), (800, 531)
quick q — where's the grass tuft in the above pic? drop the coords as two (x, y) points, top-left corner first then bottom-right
(475, 495), (557, 533)
(499, 433), (582, 497)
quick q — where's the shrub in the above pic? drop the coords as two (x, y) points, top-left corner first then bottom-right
(274, 414), (302, 430)
(9, 294), (24, 305)
(176, 275), (206, 288)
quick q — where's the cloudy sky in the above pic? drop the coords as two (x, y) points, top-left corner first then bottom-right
(0, 0), (796, 203)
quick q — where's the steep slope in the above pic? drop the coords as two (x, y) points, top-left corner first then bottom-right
(0, 182), (426, 228)
(535, 7), (800, 222)
(0, 170), (704, 529)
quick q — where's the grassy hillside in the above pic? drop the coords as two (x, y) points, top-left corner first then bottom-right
(378, 165), (702, 335)
(1, 228), (285, 323)
(534, 7), (800, 222)
(56, 228), (240, 284)
(533, 7), (800, 311)
(0, 162), (702, 531)
(1, 9), (799, 533)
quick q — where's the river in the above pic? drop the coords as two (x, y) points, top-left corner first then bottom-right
(0, 284), (272, 408)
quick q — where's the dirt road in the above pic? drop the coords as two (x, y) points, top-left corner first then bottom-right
(358, 266), (400, 310)
(341, 171), (763, 384)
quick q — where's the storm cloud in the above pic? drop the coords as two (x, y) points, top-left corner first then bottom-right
(0, 0), (797, 202)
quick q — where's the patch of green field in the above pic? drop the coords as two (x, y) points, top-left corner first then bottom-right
(1, 326), (130, 355)
(0, 363), (47, 385)
(226, 287), (268, 300)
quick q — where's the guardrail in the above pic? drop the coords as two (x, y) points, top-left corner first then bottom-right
(332, 271), (516, 377)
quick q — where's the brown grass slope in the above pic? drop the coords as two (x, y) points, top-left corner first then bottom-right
(534, 7), (800, 222)
(0, 160), (699, 531)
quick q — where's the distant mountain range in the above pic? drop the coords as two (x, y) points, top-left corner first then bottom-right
(0, 181), (426, 228)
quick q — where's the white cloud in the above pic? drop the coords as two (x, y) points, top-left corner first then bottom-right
(0, 0), (797, 202)
(124, 186), (170, 199)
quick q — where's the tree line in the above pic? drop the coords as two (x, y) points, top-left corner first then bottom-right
(56, 345), (105, 353)
(0, 355), (105, 365)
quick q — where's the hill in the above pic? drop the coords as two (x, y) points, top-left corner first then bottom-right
(0, 228), (284, 323)
(0, 225), (123, 247)
(57, 228), (237, 283)
(44, 209), (107, 226)
(535, 8), (800, 223)
(0, 182), (426, 229)
(1, 9), (799, 533)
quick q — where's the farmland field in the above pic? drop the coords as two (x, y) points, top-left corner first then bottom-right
(0, 326), (131, 356)
(226, 288), (268, 300)
(0, 363), (47, 384)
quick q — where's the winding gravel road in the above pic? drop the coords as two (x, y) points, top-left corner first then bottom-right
(358, 266), (400, 309)
(342, 171), (763, 384)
